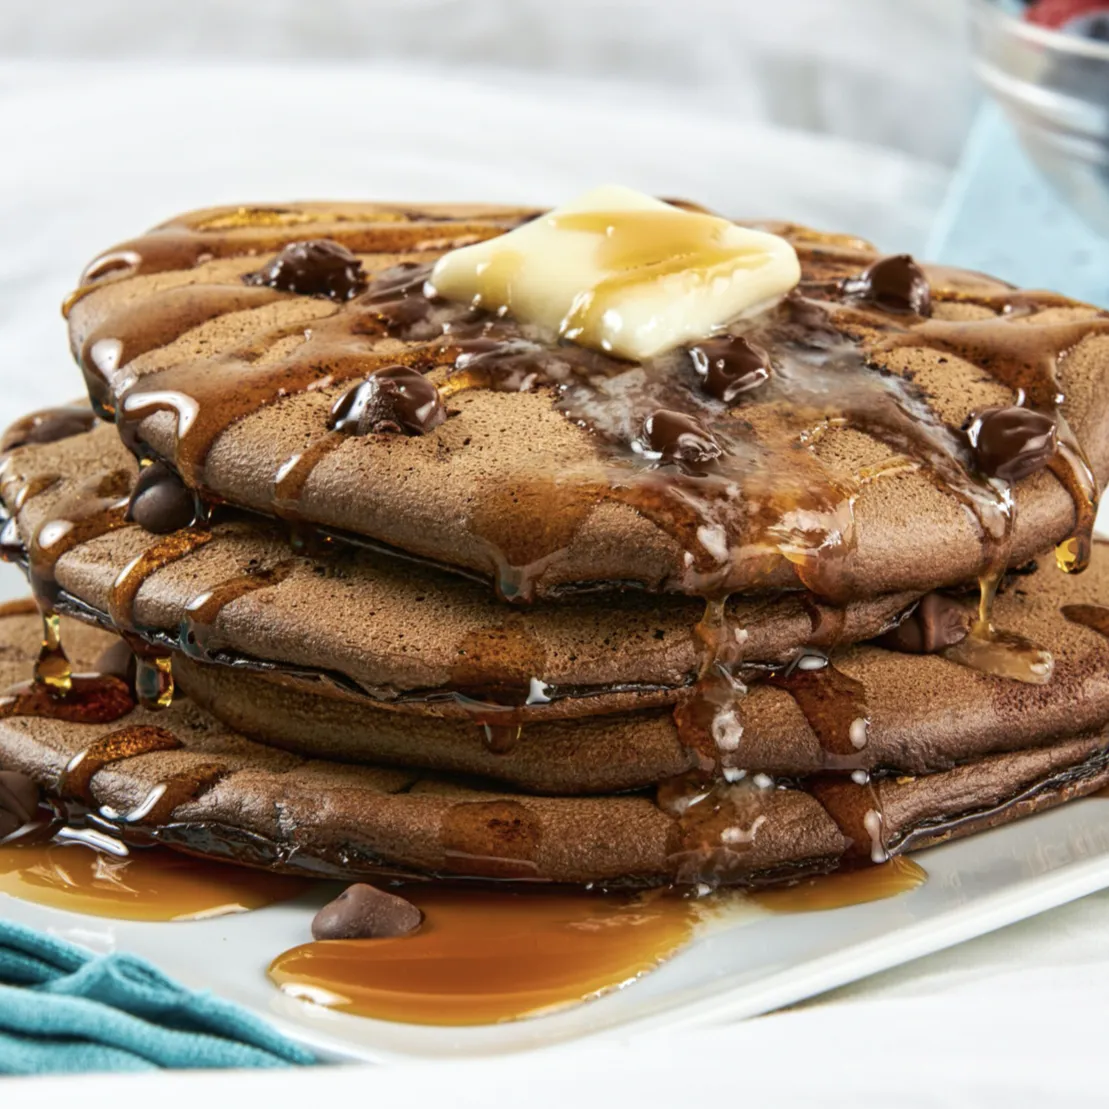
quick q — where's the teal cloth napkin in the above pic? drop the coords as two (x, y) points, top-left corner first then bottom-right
(927, 104), (1108, 308)
(0, 920), (315, 1075)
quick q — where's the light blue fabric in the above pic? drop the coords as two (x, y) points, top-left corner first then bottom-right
(928, 104), (1108, 308)
(0, 920), (315, 1075)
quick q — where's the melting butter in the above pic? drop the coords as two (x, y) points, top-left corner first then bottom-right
(427, 185), (801, 361)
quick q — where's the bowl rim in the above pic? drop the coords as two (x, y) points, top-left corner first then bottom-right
(970, 0), (1109, 62)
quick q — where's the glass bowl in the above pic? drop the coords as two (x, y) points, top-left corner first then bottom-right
(970, 0), (1109, 236)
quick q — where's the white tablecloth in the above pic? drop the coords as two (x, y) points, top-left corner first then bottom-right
(2, 62), (1106, 1104)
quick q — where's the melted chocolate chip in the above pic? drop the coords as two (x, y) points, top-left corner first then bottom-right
(243, 239), (366, 301)
(329, 366), (446, 437)
(842, 254), (932, 316)
(642, 410), (722, 467)
(311, 883), (423, 940)
(878, 593), (970, 654)
(689, 337), (771, 403)
(966, 406), (1058, 483)
(0, 770), (40, 839)
(127, 461), (196, 534)
(1, 407), (98, 453)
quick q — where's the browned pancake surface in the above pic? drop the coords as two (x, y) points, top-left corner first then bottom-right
(64, 202), (1109, 601)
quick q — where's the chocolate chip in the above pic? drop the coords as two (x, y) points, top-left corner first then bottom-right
(642, 410), (722, 467)
(689, 337), (771, 403)
(842, 254), (932, 316)
(243, 239), (366, 301)
(94, 639), (137, 691)
(329, 366), (446, 437)
(311, 883), (423, 940)
(0, 770), (40, 839)
(127, 461), (196, 534)
(878, 593), (970, 654)
(966, 406), (1057, 483)
(2, 407), (97, 453)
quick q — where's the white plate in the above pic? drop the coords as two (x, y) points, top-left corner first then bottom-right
(4, 795), (1109, 1062)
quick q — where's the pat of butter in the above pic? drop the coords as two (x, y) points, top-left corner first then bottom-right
(427, 185), (801, 361)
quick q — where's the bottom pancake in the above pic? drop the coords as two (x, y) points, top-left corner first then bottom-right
(0, 606), (1107, 887)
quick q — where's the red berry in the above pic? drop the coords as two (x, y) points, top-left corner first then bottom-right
(1025, 0), (1109, 29)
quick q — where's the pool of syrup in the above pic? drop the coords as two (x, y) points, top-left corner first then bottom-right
(268, 885), (698, 1026)
(0, 834), (307, 921)
(266, 859), (928, 1027)
(749, 857), (927, 913)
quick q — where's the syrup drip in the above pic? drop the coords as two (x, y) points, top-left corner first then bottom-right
(768, 650), (870, 769)
(750, 856), (926, 912)
(24, 476), (131, 693)
(269, 885), (697, 1026)
(104, 528), (215, 708)
(657, 773), (776, 887)
(941, 570), (1054, 685)
(180, 562), (297, 660)
(0, 837), (306, 921)
(273, 433), (346, 519)
(78, 285), (286, 418)
(446, 623), (551, 756)
(58, 725), (182, 804)
(101, 763), (227, 826)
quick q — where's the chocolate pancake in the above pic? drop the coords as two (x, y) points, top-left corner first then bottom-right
(173, 546), (1109, 792)
(0, 422), (914, 721)
(1, 605), (1107, 886)
(65, 202), (1109, 603)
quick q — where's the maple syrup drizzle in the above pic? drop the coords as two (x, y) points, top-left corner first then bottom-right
(273, 433), (347, 519)
(179, 562), (297, 660)
(657, 771), (787, 887)
(103, 528), (215, 708)
(768, 651), (870, 769)
(444, 623), (552, 755)
(268, 885), (698, 1026)
(68, 208), (1104, 616)
(101, 762), (228, 826)
(22, 476), (131, 693)
(940, 569), (1054, 685)
(0, 839), (306, 922)
(78, 285), (287, 418)
(58, 725), (182, 805)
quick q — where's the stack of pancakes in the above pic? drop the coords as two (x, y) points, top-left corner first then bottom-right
(1, 200), (1108, 888)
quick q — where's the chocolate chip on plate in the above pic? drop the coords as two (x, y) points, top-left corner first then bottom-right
(0, 770), (40, 839)
(311, 883), (423, 940)
(878, 593), (971, 655)
(329, 366), (446, 437)
(966, 406), (1058, 483)
(243, 239), (366, 301)
(126, 461), (196, 534)
(841, 254), (932, 316)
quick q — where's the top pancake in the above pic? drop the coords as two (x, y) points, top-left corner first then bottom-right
(66, 201), (1109, 602)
